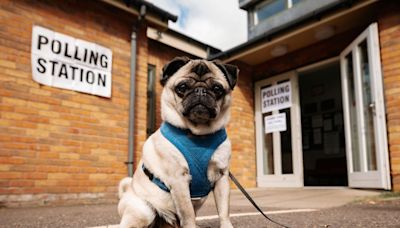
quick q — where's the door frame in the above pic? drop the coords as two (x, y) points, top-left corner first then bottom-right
(254, 71), (303, 187)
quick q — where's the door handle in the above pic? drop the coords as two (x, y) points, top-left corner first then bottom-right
(369, 102), (376, 114)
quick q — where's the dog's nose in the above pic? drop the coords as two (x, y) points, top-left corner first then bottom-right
(194, 87), (207, 96)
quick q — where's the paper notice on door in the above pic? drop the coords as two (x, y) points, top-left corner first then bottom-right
(264, 113), (287, 134)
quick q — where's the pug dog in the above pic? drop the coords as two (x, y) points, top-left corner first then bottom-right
(118, 57), (238, 228)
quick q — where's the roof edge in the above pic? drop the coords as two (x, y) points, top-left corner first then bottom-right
(166, 29), (221, 54)
(101, 0), (177, 29)
(208, 0), (356, 61)
(147, 27), (221, 58)
(123, 0), (177, 23)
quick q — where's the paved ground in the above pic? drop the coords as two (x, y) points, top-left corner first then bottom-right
(0, 188), (398, 228)
(198, 199), (400, 228)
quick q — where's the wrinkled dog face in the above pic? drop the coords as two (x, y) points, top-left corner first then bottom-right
(160, 57), (239, 135)
(175, 62), (225, 124)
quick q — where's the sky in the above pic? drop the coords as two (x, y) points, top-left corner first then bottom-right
(149, 0), (248, 51)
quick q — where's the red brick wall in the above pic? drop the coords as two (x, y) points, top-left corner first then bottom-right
(0, 0), (256, 207)
(0, 0), (257, 207)
(228, 61), (256, 187)
(0, 0), (140, 206)
(378, 2), (400, 191)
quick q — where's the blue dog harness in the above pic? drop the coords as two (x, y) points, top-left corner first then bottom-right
(143, 122), (227, 198)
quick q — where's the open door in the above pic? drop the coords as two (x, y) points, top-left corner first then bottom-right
(255, 72), (303, 187)
(340, 23), (391, 189)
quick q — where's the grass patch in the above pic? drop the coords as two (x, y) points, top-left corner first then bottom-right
(352, 191), (400, 204)
(379, 191), (400, 199)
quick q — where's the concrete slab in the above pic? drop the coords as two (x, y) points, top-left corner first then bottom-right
(229, 187), (382, 208)
(197, 187), (382, 216)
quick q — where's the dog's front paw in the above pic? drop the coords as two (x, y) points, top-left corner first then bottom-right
(220, 220), (234, 228)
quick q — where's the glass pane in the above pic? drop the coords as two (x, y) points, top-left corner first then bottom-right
(147, 65), (156, 137)
(292, 0), (304, 5)
(256, 0), (286, 23)
(262, 112), (274, 174)
(346, 54), (361, 172)
(280, 108), (293, 174)
(359, 41), (377, 171)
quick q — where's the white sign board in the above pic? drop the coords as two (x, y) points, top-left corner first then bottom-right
(31, 26), (112, 97)
(261, 81), (291, 113)
(264, 113), (287, 134)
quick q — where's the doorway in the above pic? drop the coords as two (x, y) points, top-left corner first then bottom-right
(254, 23), (390, 189)
(299, 62), (348, 186)
(254, 72), (303, 187)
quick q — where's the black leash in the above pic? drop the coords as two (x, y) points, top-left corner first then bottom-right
(229, 172), (290, 228)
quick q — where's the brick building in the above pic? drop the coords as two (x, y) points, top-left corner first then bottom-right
(0, 0), (245, 207)
(1, 0), (400, 208)
(212, 0), (400, 190)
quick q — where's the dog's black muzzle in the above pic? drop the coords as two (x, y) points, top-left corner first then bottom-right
(182, 87), (217, 123)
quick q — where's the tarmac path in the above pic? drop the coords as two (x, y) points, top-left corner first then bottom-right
(0, 188), (398, 228)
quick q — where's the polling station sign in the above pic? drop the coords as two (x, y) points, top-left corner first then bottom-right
(31, 26), (112, 97)
(261, 81), (291, 113)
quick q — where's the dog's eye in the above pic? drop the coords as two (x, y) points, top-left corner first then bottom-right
(175, 83), (189, 96)
(212, 85), (225, 97)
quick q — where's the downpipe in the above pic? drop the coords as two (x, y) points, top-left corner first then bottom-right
(127, 27), (137, 177)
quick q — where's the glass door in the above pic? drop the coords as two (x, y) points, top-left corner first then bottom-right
(255, 72), (303, 187)
(340, 23), (391, 189)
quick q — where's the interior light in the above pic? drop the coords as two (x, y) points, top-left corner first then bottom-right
(315, 25), (335, 40)
(270, 45), (288, 57)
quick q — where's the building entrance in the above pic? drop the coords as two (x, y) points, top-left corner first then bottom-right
(299, 62), (348, 186)
(255, 72), (303, 187)
(253, 24), (390, 189)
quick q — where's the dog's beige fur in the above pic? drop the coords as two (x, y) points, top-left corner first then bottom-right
(118, 58), (237, 228)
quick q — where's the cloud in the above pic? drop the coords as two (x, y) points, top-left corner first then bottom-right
(148, 0), (247, 51)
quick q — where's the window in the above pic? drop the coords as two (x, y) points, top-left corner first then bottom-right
(253, 0), (304, 25)
(147, 65), (156, 137)
(291, 0), (304, 5)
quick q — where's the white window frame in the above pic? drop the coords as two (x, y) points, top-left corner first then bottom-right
(253, 0), (299, 25)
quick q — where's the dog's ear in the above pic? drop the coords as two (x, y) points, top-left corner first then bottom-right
(160, 56), (190, 86)
(213, 60), (239, 90)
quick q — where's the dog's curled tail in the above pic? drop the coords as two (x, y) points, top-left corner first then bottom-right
(118, 177), (133, 199)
